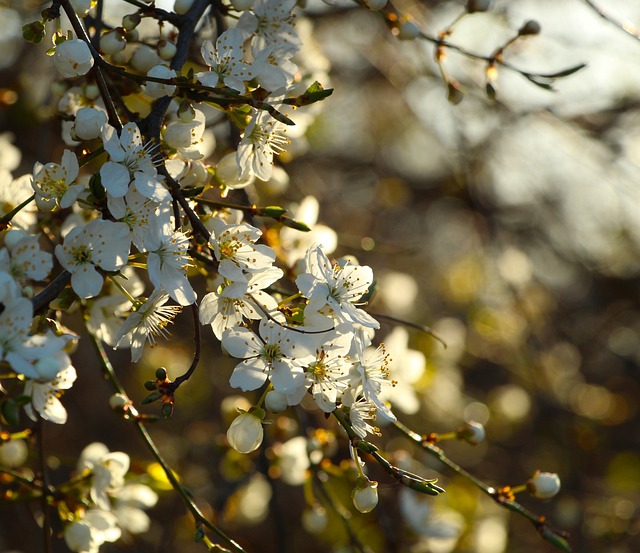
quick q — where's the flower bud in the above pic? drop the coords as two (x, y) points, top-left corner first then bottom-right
(100, 29), (126, 55)
(122, 13), (141, 31)
(457, 421), (485, 445)
(157, 39), (177, 61)
(352, 478), (378, 513)
(144, 65), (177, 98)
(130, 45), (163, 73)
(265, 390), (288, 413)
(302, 504), (328, 534)
(0, 439), (28, 468)
(109, 393), (130, 411)
(398, 21), (421, 41)
(74, 107), (107, 140)
(527, 471), (561, 499)
(54, 39), (94, 78)
(519, 19), (542, 36)
(84, 83), (100, 100)
(227, 412), (264, 454)
(177, 100), (196, 123)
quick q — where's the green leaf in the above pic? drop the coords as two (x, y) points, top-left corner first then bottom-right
(538, 526), (572, 552)
(22, 21), (46, 44)
(141, 391), (163, 405)
(282, 81), (334, 108)
(1, 399), (20, 426)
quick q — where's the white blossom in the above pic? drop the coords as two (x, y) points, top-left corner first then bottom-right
(55, 218), (131, 299)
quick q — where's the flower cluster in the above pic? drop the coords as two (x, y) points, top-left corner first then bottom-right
(0, 0), (571, 551)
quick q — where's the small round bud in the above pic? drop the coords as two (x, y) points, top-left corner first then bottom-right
(157, 39), (177, 61)
(0, 440), (28, 468)
(352, 478), (378, 513)
(457, 421), (485, 445)
(519, 19), (541, 36)
(74, 107), (107, 140)
(227, 412), (264, 454)
(174, 0), (195, 14)
(466, 0), (491, 13)
(100, 29), (127, 55)
(362, 0), (386, 11)
(130, 44), (163, 73)
(155, 367), (168, 380)
(144, 65), (177, 98)
(122, 13), (141, 31)
(397, 21), (421, 41)
(527, 471), (561, 499)
(302, 504), (328, 534)
(84, 83), (100, 100)
(177, 100), (196, 123)
(265, 390), (288, 413)
(109, 393), (130, 411)
(54, 39), (95, 78)
(125, 29), (140, 42)
(144, 380), (156, 391)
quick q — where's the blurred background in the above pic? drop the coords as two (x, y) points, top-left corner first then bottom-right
(1, 0), (640, 552)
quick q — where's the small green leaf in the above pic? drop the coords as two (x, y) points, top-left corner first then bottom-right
(538, 526), (572, 552)
(485, 82), (497, 100)
(1, 399), (20, 426)
(194, 526), (206, 542)
(447, 82), (464, 105)
(141, 391), (163, 405)
(161, 402), (174, 419)
(22, 20), (46, 44)
(282, 81), (334, 107)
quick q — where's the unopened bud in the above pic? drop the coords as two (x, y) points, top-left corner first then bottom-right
(155, 367), (168, 380)
(519, 19), (541, 36)
(352, 477), (378, 513)
(457, 421), (485, 445)
(157, 39), (177, 61)
(177, 100), (196, 123)
(226, 412), (264, 454)
(100, 29), (127, 55)
(527, 471), (561, 499)
(109, 393), (130, 411)
(265, 390), (288, 413)
(122, 13), (141, 31)
(398, 21), (421, 41)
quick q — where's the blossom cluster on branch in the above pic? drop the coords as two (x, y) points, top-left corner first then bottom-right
(0, 0), (573, 552)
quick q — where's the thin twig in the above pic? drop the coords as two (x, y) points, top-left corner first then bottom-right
(88, 332), (247, 553)
(583, 0), (640, 43)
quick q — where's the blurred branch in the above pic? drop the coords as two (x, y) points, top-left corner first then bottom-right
(392, 420), (572, 552)
(582, 0), (640, 43)
(88, 332), (248, 553)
